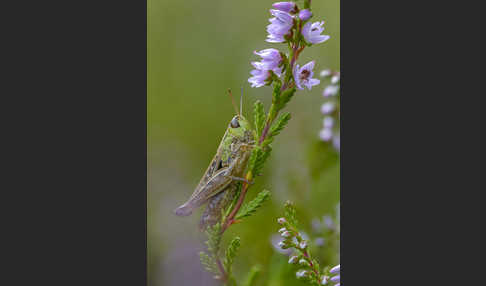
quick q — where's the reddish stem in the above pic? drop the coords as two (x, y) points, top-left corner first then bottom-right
(303, 250), (320, 278)
(215, 256), (228, 283)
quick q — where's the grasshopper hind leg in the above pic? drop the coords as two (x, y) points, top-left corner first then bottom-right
(199, 184), (237, 230)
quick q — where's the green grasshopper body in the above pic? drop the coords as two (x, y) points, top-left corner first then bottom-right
(174, 114), (255, 228)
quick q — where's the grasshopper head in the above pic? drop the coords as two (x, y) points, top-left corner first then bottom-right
(227, 115), (252, 140)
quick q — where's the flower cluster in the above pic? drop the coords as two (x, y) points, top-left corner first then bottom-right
(319, 70), (340, 151)
(248, 1), (330, 90)
(249, 49), (283, 88)
(329, 264), (340, 286)
(277, 217), (341, 285)
(319, 264), (340, 285)
(276, 202), (340, 285)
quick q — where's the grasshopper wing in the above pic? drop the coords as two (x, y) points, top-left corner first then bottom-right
(174, 166), (233, 216)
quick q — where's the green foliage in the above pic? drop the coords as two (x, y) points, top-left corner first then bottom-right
(248, 146), (272, 176)
(254, 100), (266, 137)
(276, 87), (296, 111)
(269, 112), (291, 138)
(224, 236), (241, 276)
(247, 146), (260, 173)
(255, 146), (272, 176)
(199, 251), (219, 275)
(261, 137), (274, 148)
(284, 201), (298, 228)
(205, 223), (222, 254)
(271, 80), (283, 105)
(236, 190), (271, 220)
(242, 265), (261, 286)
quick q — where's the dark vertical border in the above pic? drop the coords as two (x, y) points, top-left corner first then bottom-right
(2, 0), (146, 284)
(341, 0), (480, 284)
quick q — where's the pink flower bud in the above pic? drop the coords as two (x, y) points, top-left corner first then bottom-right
(272, 2), (296, 13)
(299, 9), (312, 21)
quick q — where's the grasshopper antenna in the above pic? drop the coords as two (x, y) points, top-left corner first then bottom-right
(240, 87), (243, 116)
(227, 89), (239, 115)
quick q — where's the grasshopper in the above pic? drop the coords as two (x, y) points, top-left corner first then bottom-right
(174, 90), (255, 229)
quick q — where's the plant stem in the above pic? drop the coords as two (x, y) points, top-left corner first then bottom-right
(216, 256), (228, 284)
(221, 42), (303, 234)
(302, 250), (320, 278)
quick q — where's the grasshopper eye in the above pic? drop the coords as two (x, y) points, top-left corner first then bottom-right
(230, 117), (240, 128)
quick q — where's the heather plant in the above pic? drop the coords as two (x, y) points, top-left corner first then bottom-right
(318, 70), (340, 151)
(196, 1), (336, 285)
(277, 201), (340, 285)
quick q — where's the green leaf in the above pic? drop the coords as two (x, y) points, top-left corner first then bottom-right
(269, 112), (291, 138)
(272, 80), (282, 104)
(223, 236), (241, 274)
(199, 251), (218, 274)
(205, 223), (222, 254)
(242, 265), (261, 286)
(248, 146), (262, 172)
(236, 190), (271, 220)
(253, 100), (266, 137)
(253, 146), (271, 176)
(284, 200), (298, 227)
(261, 137), (274, 148)
(276, 87), (296, 111)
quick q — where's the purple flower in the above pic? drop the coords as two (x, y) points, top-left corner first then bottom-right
(323, 117), (334, 128)
(319, 128), (332, 141)
(331, 74), (340, 84)
(315, 237), (325, 246)
(323, 85), (339, 97)
(249, 50), (283, 87)
(299, 9), (312, 21)
(288, 255), (299, 264)
(330, 264), (340, 274)
(270, 234), (293, 255)
(320, 69), (332, 78)
(281, 231), (292, 238)
(296, 269), (308, 278)
(302, 21), (330, 44)
(323, 215), (334, 229)
(330, 275), (340, 282)
(254, 48), (282, 70)
(248, 66), (270, 88)
(266, 9), (294, 43)
(272, 2), (296, 13)
(298, 240), (308, 249)
(321, 102), (335, 114)
(321, 276), (329, 285)
(299, 258), (309, 266)
(293, 61), (320, 90)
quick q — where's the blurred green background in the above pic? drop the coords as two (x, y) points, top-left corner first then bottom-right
(148, 0), (340, 285)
